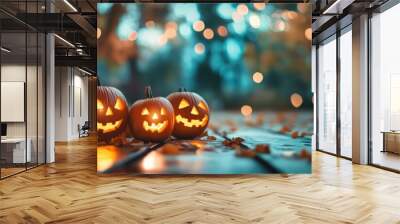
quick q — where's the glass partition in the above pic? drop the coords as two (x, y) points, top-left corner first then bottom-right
(317, 36), (337, 154)
(0, 1), (46, 179)
(339, 28), (352, 158)
(0, 31), (28, 177)
(370, 4), (400, 171)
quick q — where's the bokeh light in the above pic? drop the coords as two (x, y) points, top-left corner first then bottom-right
(290, 93), (303, 108)
(159, 35), (168, 46)
(98, 3), (312, 111)
(249, 14), (261, 29)
(193, 20), (205, 32)
(237, 4), (249, 16)
(179, 23), (192, 38)
(275, 20), (286, 32)
(217, 26), (228, 37)
(145, 20), (155, 28)
(97, 27), (101, 39)
(241, 105), (253, 117)
(232, 11), (243, 22)
(203, 28), (214, 40)
(305, 28), (312, 40)
(128, 31), (137, 41)
(297, 3), (308, 13)
(253, 3), (266, 10)
(252, 72), (263, 83)
(194, 43), (205, 54)
(283, 11), (298, 20)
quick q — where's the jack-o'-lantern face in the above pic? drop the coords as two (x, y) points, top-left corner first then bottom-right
(129, 87), (174, 142)
(97, 86), (129, 141)
(167, 88), (210, 139)
(140, 107), (169, 133)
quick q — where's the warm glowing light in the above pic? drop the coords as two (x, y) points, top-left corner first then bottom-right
(305, 28), (312, 40)
(97, 100), (104, 110)
(152, 113), (159, 120)
(165, 27), (177, 39)
(198, 102), (207, 111)
(97, 145), (124, 172)
(275, 20), (286, 32)
(249, 15), (261, 29)
(114, 98), (123, 110)
(145, 20), (155, 28)
(252, 72), (263, 83)
(141, 108), (149, 115)
(178, 99), (190, 109)
(128, 31), (137, 41)
(284, 11), (298, 20)
(97, 120), (123, 133)
(253, 3), (266, 10)
(194, 43), (205, 54)
(237, 4), (249, 16)
(159, 35), (168, 46)
(141, 151), (165, 171)
(217, 26), (228, 37)
(203, 28), (214, 40)
(193, 20), (205, 32)
(290, 93), (303, 108)
(165, 22), (177, 39)
(232, 11), (243, 22)
(97, 27), (101, 39)
(241, 105), (253, 117)
(297, 3), (308, 13)
(176, 114), (208, 128)
(190, 107), (199, 115)
(105, 107), (113, 116)
(165, 21), (177, 30)
(143, 120), (168, 133)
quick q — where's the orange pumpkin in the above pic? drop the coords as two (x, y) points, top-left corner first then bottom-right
(167, 88), (210, 139)
(97, 86), (129, 142)
(129, 86), (174, 142)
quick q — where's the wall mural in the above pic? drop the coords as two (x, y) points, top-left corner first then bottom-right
(97, 3), (312, 174)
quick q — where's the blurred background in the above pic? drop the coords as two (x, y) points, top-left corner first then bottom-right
(97, 3), (312, 111)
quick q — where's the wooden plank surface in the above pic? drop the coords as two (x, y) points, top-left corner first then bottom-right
(1, 136), (400, 223)
(98, 111), (312, 174)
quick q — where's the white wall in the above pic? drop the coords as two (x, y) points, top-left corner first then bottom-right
(54, 67), (89, 141)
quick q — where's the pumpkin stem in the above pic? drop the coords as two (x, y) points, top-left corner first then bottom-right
(145, 86), (153, 98)
(178, 87), (187, 92)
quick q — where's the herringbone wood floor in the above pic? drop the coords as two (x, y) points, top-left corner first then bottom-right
(0, 136), (399, 224)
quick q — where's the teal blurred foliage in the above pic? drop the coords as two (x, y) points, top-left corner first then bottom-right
(97, 3), (312, 110)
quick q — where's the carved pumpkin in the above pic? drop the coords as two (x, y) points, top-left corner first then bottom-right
(129, 86), (174, 142)
(97, 86), (129, 141)
(167, 88), (210, 139)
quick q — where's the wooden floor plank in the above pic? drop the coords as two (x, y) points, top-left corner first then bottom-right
(0, 136), (399, 223)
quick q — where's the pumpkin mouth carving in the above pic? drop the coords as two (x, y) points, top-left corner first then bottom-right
(97, 120), (123, 133)
(176, 114), (208, 128)
(143, 120), (168, 133)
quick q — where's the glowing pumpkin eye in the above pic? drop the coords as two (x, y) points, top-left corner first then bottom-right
(97, 100), (104, 110)
(198, 101), (207, 110)
(160, 108), (166, 115)
(178, 99), (190, 109)
(141, 108), (149, 115)
(114, 98), (123, 110)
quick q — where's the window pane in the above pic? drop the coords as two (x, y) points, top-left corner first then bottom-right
(371, 4), (400, 171)
(318, 37), (337, 154)
(340, 29), (352, 158)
